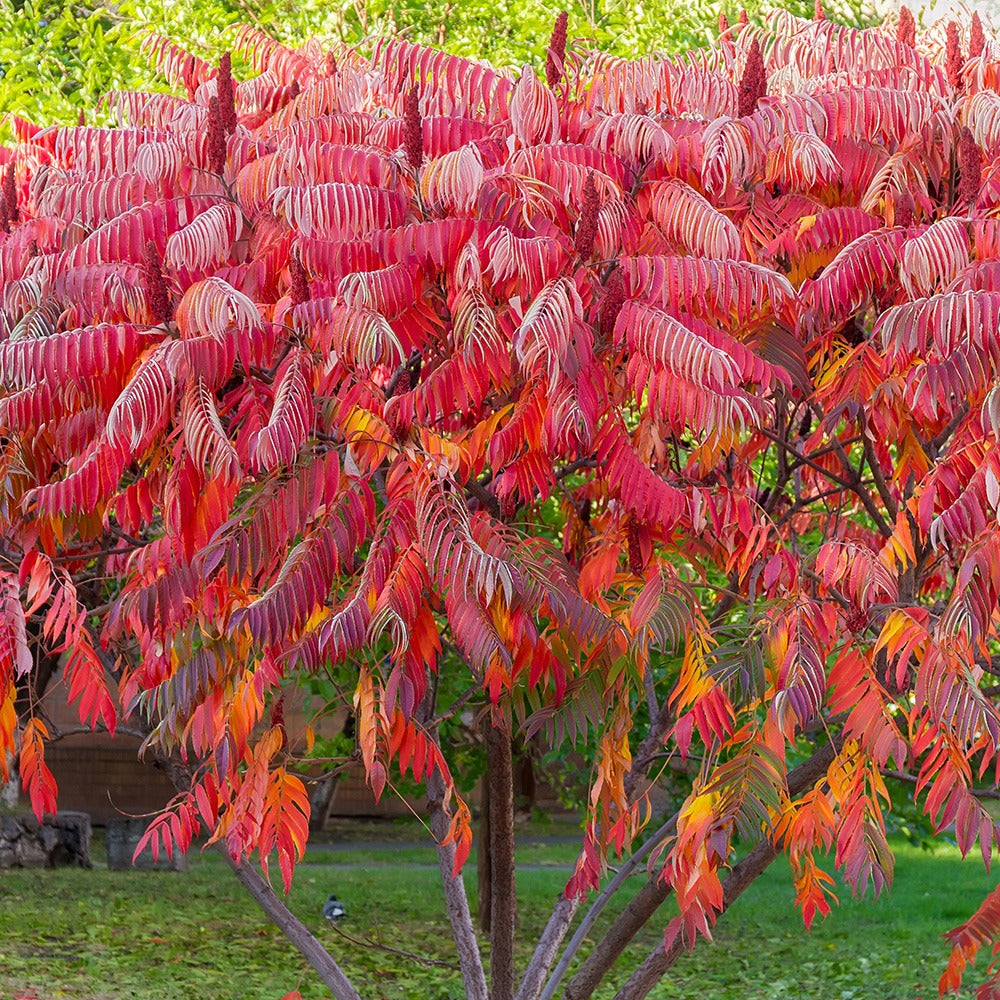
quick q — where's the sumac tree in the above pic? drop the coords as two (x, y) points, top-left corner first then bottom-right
(2, 6), (1000, 999)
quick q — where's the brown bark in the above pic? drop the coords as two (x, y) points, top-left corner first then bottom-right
(611, 837), (778, 1000)
(428, 767), (490, 1000)
(563, 739), (841, 1000)
(488, 721), (517, 1000)
(478, 768), (492, 933)
(144, 741), (364, 1000)
(514, 895), (580, 1000)
(541, 814), (678, 1000)
(564, 871), (672, 1000)
(223, 853), (363, 1000)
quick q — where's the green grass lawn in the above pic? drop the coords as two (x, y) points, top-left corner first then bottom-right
(0, 823), (994, 999)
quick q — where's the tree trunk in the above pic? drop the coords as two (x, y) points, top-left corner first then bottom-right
(308, 771), (339, 832)
(428, 767), (489, 1000)
(487, 721), (517, 1000)
(478, 767), (492, 933)
(563, 739), (842, 1000)
(562, 848), (673, 1000)
(147, 742), (365, 1000)
(223, 852), (363, 1000)
(611, 837), (778, 1000)
(539, 814), (678, 1000)
(0, 760), (18, 810)
(515, 895), (579, 1000)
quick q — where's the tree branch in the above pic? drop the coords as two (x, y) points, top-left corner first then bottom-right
(819, 414), (892, 537)
(488, 721), (517, 1000)
(427, 767), (489, 1000)
(551, 813), (679, 1000)
(139, 733), (364, 1000)
(861, 427), (898, 522)
(920, 402), (970, 462)
(223, 853), (362, 1000)
(561, 738), (841, 1000)
(883, 769), (1000, 801)
(514, 895), (580, 1000)
(329, 921), (460, 970)
(611, 836), (778, 1000)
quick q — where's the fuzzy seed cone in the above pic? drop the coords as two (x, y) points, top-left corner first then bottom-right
(958, 127), (982, 206)
(546, 11), (569, 89)
(737, 9), (748, 26)
(207, 96), (227, 174)
(141, 241), (173, 325)
(897, 6), (915, 47)
(499, 492), (517, 520)
(890, 189), (915, 229)
(598, 270), (625, 339)
(946, 22), (963, 90)
(738, 37), (766, 117)
(289, 252), (310, 306)
(719, 11), (730, 35)
(1, 163), (17, 228)
(389, 370), (411, 400)
(403, 86), (423, 169)
(217, 51), (238, 134)
(383, 394), (412, 443)
(970, 12), (985, 59)
(814, 0), (825, 20)
(627, 521), (643, 575)
(575, 172), (600, 259)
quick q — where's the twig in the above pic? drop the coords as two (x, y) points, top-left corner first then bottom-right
(861, 424), (898, 521)
(921, 401), (970, 462)
(329, 922), (460, 971)
(536, 812), (679, 1000)
(755, 426), (857, 494)
(883, 769), (1000, 801)
(813, 408), (892, 537)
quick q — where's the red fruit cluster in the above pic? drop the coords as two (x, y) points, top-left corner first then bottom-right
(207, 96), (227, 174)
(546, 11), (569, 89)
(0, 163), (17, 233)
(141, 240), (173, 324)
(403, 86), (423, 169)
(289, 252), (310, 307)
(598, 271), (625, 339)
(969, 12), (985, 59)
(897, 6), (916, 47)
(627, 520), (643, 575)
(946, 21), (963, 90)
(574, 172), (600, 259)
(738, 37), (766, 117)
(217, 51), (238, 133)
(958, 127), (982, 206)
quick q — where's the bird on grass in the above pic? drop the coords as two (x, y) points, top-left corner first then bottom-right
(323, 894), (346, 923)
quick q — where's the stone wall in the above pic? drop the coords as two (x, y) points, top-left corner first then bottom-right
(0, 811), (91, 868)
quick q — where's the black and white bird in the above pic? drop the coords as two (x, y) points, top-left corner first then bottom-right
(323, 894), (347, 923)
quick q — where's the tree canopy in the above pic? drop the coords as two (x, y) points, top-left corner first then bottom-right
(2, 5), (1000, 999)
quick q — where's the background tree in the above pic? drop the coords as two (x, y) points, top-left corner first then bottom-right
(2, 5), (1000, 1000)
(0, 0), (880, 129)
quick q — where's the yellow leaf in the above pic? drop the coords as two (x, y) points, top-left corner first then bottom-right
(795, 215), (817, 239)
(342, 406), (392, 471)
(304, 606), (330, 632)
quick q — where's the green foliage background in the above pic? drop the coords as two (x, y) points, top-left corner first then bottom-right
(1, 0), (880, 128)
